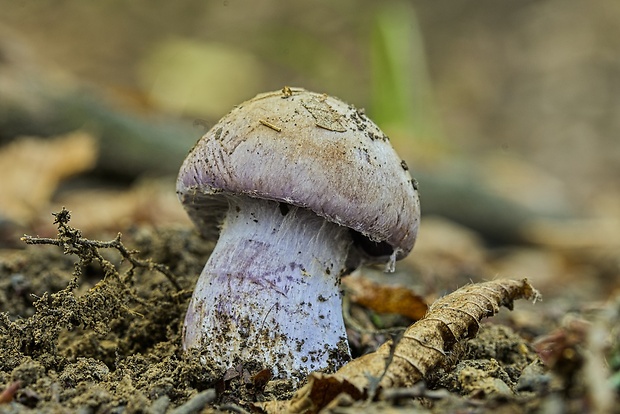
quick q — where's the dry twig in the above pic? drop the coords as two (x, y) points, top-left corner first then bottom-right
(21, 207), (181, 290)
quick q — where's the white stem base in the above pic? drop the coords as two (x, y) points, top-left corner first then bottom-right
(183, 197), (352, 380)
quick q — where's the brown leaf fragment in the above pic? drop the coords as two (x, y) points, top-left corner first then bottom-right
(285, 279), (540, 414)
(301, 96), (347, 132)
(533, 317), (589, 373)
(252, 368), (273, 390)
(0, 131), (97, 225)
(55, 177), (190, 234)
(288, 373), (364, 414)
(343, 275), (428, 320)
(0, 381), (21, 404)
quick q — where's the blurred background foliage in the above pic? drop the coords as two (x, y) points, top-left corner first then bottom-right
(0, 0), (619, 249)
(2, 3), (620, 409)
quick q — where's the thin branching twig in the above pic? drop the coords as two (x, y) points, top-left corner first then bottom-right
(21, 207), (181, 290)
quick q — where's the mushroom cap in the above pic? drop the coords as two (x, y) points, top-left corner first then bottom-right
(177, 87), (420, 262)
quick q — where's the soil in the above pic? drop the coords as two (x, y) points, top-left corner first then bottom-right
(1, 219), (215, 407)
(1, 211), (617, 414)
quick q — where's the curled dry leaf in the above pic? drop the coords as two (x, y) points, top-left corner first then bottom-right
(273, 279), (540, 414)
(343, 274), (428, 320)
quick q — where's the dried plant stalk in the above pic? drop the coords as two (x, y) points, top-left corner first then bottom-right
(285, 278), (540, 414)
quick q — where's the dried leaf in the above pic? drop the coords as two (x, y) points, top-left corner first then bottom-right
(0, 131), (97, 225)
(252, 368), (273, 390)
(533, 317), (589, 370)
(56, 177), (189, 233)
(285, 279), (540, 414)
(343, 275), (428, 320)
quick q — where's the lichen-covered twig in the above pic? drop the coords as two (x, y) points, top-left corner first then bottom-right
(1, 208), (183, 359)
(21, 207), (181, 290)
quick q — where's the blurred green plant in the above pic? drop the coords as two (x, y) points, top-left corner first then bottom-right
(370, 1), (443, 148)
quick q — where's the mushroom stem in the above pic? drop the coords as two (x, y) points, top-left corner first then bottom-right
(183, 196), (352, 380)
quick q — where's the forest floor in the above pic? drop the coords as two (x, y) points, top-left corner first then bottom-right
(0, 199), (618, 413)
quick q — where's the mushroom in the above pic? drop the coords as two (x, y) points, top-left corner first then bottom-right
(177, 87), (420, 381)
